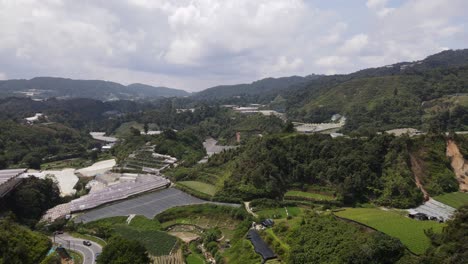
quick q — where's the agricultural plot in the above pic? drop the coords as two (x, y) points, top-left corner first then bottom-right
(161, 214), (239, 240)
(177, 181), (217, 196)
(186, 254), (205, 264)
(335, 208), (445, 254)
(152, 249), (185, 264)
(157, 204), (244, 241)
(121, 146), (176, 173)
(115, 225), (177, 256)
(284, 190), (335, 201)
(433, 192), (468, 209)
(256, 207), (302, 219)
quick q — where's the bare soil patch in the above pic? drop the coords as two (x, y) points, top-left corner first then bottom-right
(446, 140), (468, 191)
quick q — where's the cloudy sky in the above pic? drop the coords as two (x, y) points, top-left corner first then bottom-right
(0, 0), (466, 91)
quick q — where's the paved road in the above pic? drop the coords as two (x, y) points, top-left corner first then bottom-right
(54, 233), (102, 264)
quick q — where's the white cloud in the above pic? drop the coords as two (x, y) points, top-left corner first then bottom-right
(366, 0), (394, 17)
(0, 72), (7, 80)
(339, 34), (369, 54)
(0, 0), (466, 90)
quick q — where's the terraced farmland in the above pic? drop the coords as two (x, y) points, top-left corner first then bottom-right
(115, 225), (177, 256)
(335, 208), (445, 254)
(433, 192), (468, 209)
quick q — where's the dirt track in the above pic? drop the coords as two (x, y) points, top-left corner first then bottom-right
(446, 140), (468, 191)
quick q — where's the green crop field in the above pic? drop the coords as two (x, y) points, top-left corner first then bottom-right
(186, 254), (205, 264)
(335, 208), (445, 254)
(257, 206), (303, 219)
(433, 192), (468, 208)
(177, 181), (217, 196)
(284, 190), (335, 201)
(114, 225), (177, 256)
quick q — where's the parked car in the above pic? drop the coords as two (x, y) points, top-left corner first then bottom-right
(83, 240), (92, 246)
(55, 230), (64, 234)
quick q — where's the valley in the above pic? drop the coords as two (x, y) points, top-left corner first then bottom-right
(0, 49), (468, 264)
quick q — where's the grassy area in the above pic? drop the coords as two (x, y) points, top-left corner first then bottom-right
(128, 215), (162, 230)
(156, 204), (246, 240)
(114, 121), (144, 137)
(284, 190), (335, 201)
(335, 208), (445, 254)
(81, 216), (175, 256)
(256, 206), (303, 219)
(433, 192), (468, 208)
(186, 254), (205, 264)
(177, 181), (217, 196)
(114, 225), (177, 256)
(41, 158), (91, 170)
(223, 238), (262, 264)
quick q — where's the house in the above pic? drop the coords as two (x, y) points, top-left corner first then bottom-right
(261, 219), (274, 227)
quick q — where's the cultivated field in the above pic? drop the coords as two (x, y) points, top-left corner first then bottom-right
(256, 207), (303, 219)
(284, 190), (335, 201)
(335, 208), (445, 254)
(157, 204), (244, 240)
(186, 254), (205, 264)
(115, 225), (177, 256)
(433, 192), (468, 209)
(177, 181), (217, 196)
(152, 249), (184, 264)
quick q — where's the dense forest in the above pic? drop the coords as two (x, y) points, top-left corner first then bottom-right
(0, 121), (94, 169)
(0, 218), (51, 264)
(172, 132), (461, 208)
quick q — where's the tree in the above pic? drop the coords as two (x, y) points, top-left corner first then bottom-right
(421, 205), (468, 264)
(283, 121), (295, 133)
(129, 127), (141, 136)
(0, 219), (51, 264)
(5, 177), (60, 226)
(23, 153), (42, 170)
(97, 237), (149, 264)
(143, 122), (149, 134)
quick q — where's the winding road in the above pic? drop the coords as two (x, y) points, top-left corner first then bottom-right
(54, 233), (102, 264)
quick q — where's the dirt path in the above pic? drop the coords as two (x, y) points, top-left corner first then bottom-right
(409, 154), (430, 200)
(244, 202), (258, 218)
(446, 140), (468, 191)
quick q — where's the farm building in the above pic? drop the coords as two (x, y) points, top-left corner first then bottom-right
(408, 199), (456, 222)
(0, 169), (26, 197)
(408, 211), (429, 221)
(247, 229), (276, 263)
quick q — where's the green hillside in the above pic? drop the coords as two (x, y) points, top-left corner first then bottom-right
(283, 49), (468, 132)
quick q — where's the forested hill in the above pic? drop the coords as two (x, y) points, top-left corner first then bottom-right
(282, 49), (468, 132)
(191, 74), (322, 102)
(0, 77), (189, 101)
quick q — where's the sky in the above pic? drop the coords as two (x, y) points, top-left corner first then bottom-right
(0, 0), (467, 91)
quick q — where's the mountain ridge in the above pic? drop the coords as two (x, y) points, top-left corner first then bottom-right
(0, 77), (190, 101)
